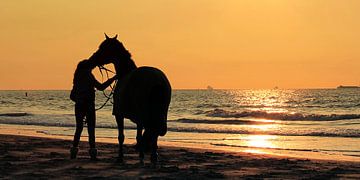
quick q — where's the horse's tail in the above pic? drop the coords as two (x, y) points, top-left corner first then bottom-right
(149, 82), (171, 136)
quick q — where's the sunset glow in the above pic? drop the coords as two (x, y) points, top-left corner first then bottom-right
(1, 0), (360, 90)
(1, 1), (360, 177)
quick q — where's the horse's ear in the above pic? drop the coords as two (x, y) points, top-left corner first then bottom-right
(114, 34), (118, 39)
(104, 33), (110, 39)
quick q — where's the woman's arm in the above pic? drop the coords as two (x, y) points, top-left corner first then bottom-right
(93, 75), (117, 91)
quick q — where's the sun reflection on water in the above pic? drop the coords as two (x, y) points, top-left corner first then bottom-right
(243, 135), (278, 154)
(243, 149), (268, 154)
(220, 90), (303, 155)
(246, 135), (276, 148)
(250, 119), (277, 123)
(229, 89), (295, 115)
(224, 134), (279, 154)
(225, 134), (278, 149)
(249, 123), (279, 131)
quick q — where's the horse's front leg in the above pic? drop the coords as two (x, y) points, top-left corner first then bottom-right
(115, 115), (125, 162)
(136, 124), (145, 164)
(150, 134), (159, 165)
(136, 124), (143, 150)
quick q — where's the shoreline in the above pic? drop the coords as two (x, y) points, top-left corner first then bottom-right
(1, 123), (359, 162)
(1, 124), (360, 178)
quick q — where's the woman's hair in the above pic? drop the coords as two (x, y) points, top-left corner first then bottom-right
(73, 60), (92, 85)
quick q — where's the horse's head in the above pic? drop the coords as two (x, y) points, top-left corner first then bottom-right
(90, 34), (131, 66)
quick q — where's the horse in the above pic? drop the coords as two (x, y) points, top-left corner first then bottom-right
(88, 34), (171, 164)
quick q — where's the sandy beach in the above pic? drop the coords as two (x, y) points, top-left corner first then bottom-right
(0, 125), (359, 179)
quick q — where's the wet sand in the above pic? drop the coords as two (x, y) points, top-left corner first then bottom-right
(0, 132), (360, 179)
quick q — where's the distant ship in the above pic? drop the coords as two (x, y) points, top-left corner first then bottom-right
(337, 85), (360, 89)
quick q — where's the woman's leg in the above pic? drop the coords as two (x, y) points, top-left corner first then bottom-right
(86, 102), (96, 149)
(86, 102), (98, 160)
(71, 103), (85, 159)
(73, 103), (85, 147)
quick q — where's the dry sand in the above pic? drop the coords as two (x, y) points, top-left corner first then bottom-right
(0, 132), (360, 179)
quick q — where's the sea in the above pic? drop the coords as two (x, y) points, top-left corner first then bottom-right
(1, 89), (360, 161)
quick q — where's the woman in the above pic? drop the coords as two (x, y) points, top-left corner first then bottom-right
(70, 59), (116, 160)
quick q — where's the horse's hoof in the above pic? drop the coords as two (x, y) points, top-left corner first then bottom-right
(117, 151), (124, 163)
(116, 157), (124, 164)
(90, 157), (98, 161)
(89, 148), (98, 161)
(150, 153), (158, 164)
(70, 147), (79, 159)
(150, 162), (158, 169)
(139, 159), (145, 166)
(134, 143), (140, 151)
(150, 158), (158, 168)
(139, 152), (145, 160)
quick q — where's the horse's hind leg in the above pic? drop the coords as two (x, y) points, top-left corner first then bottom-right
(115, 115), (125, 162)
(136, 125), (145, 163)
(142, 129), (159, 165)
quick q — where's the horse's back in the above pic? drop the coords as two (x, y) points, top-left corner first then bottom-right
(125, 66), (171, 103)
(131, 67), (170, 89)
(113, 66), (171, 135)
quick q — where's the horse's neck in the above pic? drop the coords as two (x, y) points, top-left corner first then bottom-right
(114, 57), (137, 79)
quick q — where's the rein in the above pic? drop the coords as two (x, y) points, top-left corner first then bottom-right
(95, 65), (117, 111)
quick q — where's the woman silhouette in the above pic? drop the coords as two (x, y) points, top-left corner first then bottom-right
(70, 59), (116, 160)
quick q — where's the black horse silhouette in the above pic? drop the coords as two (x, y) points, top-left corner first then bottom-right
(88, 34), (171, 164)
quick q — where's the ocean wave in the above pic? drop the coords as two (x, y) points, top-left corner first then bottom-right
(165, 127), (360, 138)
(0, 100), (15, 105)
(176, 118), (275, 125)
(202, 109), (360, 121)
(195, 104), (220, 108)
(0, 112), (31, 117)
(0, 120), (126, 129)
(210, 143), (360, 153)
(0, 120), (359, 138)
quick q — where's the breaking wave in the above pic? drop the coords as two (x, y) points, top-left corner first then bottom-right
(165, 127), (360, 138)
(201, 109), (360, 121)
(176, 118), (276, 125)
(1, 119), (359, 138)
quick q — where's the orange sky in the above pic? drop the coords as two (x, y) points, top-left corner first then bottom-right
(0, 0), (359, 90)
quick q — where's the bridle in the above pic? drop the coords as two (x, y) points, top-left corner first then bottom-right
(95, 64), (117, 111)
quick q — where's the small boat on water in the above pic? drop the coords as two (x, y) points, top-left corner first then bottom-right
(337, 85), (360, 89)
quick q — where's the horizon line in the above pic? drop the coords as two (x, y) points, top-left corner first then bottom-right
(0, 87), (342, 91)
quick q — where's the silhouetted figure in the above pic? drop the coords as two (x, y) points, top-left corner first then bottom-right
(70, 59), (116, 160)
(25, 92), (28, 97)
(88, 34), (171, 165)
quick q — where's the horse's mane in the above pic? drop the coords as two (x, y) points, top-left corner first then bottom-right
(86, 36), (138, 79)
(99, 38), (137, 75)
(99, 38), (132, 59)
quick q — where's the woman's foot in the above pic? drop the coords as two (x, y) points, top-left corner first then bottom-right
(89, 148), (98, 161)
(70, 147), (79, 159)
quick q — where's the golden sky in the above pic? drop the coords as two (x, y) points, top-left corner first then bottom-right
(0, 0), (359, 90)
